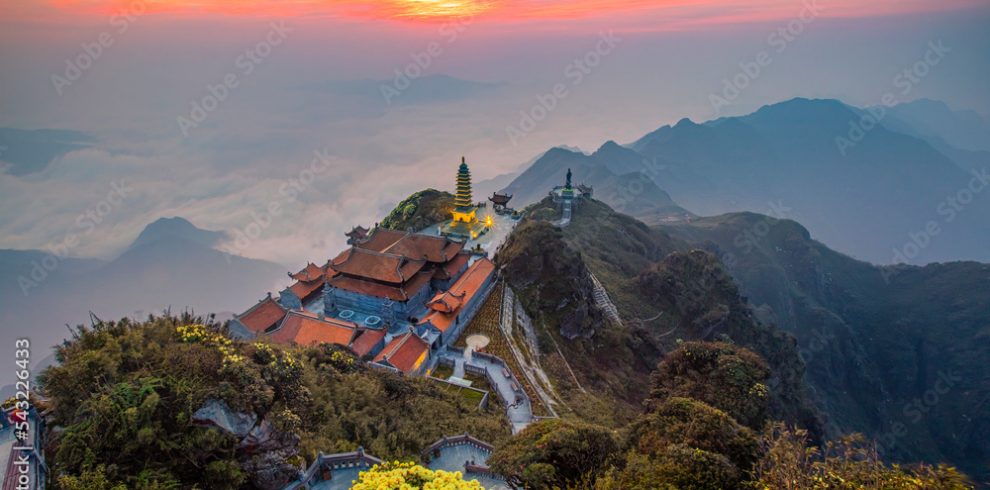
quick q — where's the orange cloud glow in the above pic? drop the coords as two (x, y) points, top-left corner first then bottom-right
(40, 0), (990, 27)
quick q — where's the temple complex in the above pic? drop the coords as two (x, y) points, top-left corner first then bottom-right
(230, 158), (502, 376)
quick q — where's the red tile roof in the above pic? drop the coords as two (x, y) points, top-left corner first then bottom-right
(329, 269), (433, 301)
(289, 279), (324, 302)
(427, 291), (463, 313)
(268, 310), (358, 346)
(421, 258), (496, 333)
(236, 297), (288, 334)
(434, 252), (470, 281)
(358, 229), (465, 264)
(330, 247), (426, 284)
(374, 332), (430, 374)
(349, 328), (387, 357)
(291, 262), (325, 282)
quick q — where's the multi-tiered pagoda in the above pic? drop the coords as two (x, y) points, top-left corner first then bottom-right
(451, 157), (477, 225)
(441, 157), (489, 240)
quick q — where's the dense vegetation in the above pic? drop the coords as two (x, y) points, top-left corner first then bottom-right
(380, 188), (455, 232)
(489, 342), (973, 489)
(39, 314), (508, 489)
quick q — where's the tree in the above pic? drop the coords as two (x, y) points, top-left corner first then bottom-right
(627, 397), (759, 471)
(487, 419), (618, 489)
(596, 449), (739, 490)
(648, 341), (770, 428)
(749, 423), (974, 489)
(350, 462), (483, 490)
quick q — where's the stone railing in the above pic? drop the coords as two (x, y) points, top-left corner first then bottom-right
(283, 448), (382, 490)
(421, 433), (495, 462)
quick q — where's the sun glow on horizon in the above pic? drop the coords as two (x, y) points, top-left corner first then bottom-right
(33, 0), (990, 27)
(387, 0), (494, 19)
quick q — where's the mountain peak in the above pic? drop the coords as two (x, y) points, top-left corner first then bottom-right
(593, 140), (630, 156)
(129, 217), (227, 250)
(750, 97), (850, 117)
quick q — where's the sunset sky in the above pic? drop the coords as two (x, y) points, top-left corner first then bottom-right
(1, 0), (989, 267)
(15, 0), (988, 24)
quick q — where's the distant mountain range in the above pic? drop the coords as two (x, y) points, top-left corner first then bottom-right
(0, 217), (285, 357)
(501, 143), (693, 223)
(500, 97), (990, 265)
(877, 98), (990, 153)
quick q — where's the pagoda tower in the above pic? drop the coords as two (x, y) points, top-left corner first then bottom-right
(451, 157), (478, 224)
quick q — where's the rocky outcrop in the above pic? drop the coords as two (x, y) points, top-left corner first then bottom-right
(193, 399), (257, 438)
(240, 418), (302, 490)
(193, 400), (300, 490)
(496, 219), (604, 339)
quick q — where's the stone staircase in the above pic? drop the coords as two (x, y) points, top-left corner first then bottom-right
(589, 273), (621, 326)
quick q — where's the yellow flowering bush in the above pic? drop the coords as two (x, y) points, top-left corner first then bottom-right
(350, 462), (484, 490)
(176, 324), (243, 366)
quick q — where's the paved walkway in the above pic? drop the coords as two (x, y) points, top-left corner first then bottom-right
(500, 288), (562, 414)
(428, 444), (510, 490)
(439, 349), (533, 434)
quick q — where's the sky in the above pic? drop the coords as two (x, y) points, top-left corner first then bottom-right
(1, 0), (989, 268)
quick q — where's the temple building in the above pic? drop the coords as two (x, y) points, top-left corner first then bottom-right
(441, 157), (490, 240)
(344, 225), (370, 245)
(418, 258), (496, 347)
(323, 229), (471, 331)
(488, 192), (513, 214)
(229, 293), (288, 338)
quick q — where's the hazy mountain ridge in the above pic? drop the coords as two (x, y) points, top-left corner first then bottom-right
(0, 217), (286, 358)
(661, 212), (990, 482)
(501, 143), (692, 222)
(503, 97), (990, 265)
(877, 98), (990, 153)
